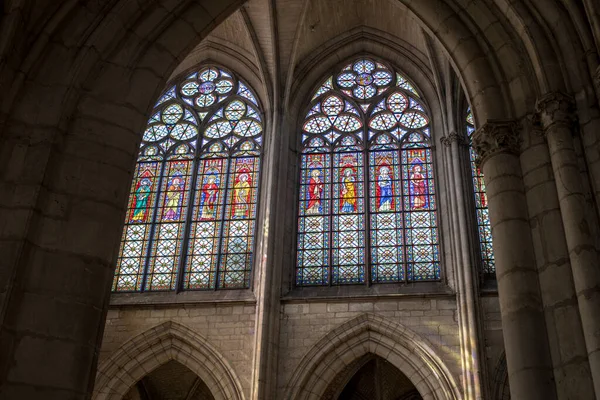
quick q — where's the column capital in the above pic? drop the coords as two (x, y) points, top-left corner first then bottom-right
(471, 120), (519, 167)
(535, 92), (576, 131)
(440, 131), (467, 147)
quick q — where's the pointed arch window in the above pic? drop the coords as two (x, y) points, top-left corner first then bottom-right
(466, 108), (495, 277)
(113, 66), (263, 292)
(296, 59), (440, 286)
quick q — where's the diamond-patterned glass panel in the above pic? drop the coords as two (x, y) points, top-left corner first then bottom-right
(296, 58), (440, 286)
(113, 65), (263, 292)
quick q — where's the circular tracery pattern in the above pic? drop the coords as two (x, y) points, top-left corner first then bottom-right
(303, 95), (363, 142)
(297, 58), (438, 287)
(334, 59), (394, 102)
(205, 99), (262, 145)
(180, 67), (235, 111)
(114, 65), (264, 294)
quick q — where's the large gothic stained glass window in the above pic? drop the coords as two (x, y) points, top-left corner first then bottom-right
(113, 66), (263, 292)
(296, 59), (440, 286)
(466, 108), (495, 277)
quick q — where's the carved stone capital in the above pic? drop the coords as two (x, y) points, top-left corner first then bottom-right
(535, 92), (576, 131)
(471, 120), (520, 167)
(441, 131), (467, 147)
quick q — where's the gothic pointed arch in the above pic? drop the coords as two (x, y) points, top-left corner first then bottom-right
(295, 57), (440, 286)
(283, 313), (460, 400)
(93, 321), (245, 400)
(113, 65), (264, 292)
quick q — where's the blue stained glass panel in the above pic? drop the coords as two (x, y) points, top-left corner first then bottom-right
(467, 108), (495, 276)
(114, 65), (264, 293)
(295, 58), (440, 286)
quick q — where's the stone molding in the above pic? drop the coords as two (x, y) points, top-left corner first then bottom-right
(471, 120), (520, 168)
(535, 92), (577, 131)
(93, 321), (245, 400)
(283, 313), (461, 400)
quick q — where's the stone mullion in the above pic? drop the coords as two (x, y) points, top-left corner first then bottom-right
(537, 92), (600, 398)
(472, 120), (557, 400)
(440, 135), (470, 398)
(519, 114), (594, 399)
(447, 132), (483, 400)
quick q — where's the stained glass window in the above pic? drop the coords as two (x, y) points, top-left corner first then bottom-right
(296, 58), (440, 286)
(113, 66), (263, 292)
(466, 108), (495, 277)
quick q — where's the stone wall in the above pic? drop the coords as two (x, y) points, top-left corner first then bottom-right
(97, 295), (471, 399)
(277, 297), (462, 397)
(99, 303), (257, 398)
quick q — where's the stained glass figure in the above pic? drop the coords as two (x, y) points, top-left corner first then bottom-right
(296, 58), (439, 286)
(466, 108), (495, 276)
(113, 65), (264, 292)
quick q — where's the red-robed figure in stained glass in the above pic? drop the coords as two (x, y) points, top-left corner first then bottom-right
(410, 163), (427, 209)
(200, 172), (219, 220)
(233, 166), (252, 218)
(307, 169), (324, 214)
(475, 167), (487, 207)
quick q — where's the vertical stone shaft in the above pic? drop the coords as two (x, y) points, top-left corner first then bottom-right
(448, 133), (482, 400)
(473, 120), (557, 400)
(537, 93), (600, 397)
(441, 136), (473, 399)
(520, 116), (595, 399)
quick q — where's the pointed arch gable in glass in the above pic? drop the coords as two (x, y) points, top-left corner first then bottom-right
(296, 58), (440, 286)
(466, 107), (495, 277)
(113, 66), (263, 292)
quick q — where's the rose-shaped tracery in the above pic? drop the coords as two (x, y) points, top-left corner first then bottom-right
(114, 65), (264, 293)
(297, 58), (439, 287)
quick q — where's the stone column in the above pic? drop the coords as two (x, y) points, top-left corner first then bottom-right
(537, 92), (600, 397)
(519, 115), (594, 399)
(250, 91), (283, 400)
(440, 134), (477, 399)
(472, 120), (557, 400)
(445, 132), (483, 400)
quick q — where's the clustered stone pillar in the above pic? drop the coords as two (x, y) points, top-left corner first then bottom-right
(519, 116), (595, 399)
(537, 92), (600, 397)
(472, 120), (557, 400)
(442, 132), (482, 400)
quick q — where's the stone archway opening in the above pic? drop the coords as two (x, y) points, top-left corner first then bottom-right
(123, 360), (215, 400)
(323, 354), (422, 400)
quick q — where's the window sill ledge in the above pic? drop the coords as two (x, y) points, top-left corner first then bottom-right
(109, 289), (257, 307)
(281, 282), (455, 302)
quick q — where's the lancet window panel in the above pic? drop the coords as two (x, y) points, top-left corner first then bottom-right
(466, 108), (495, 277)
(113, 66), (264, 292)
(296, 58), (440, 287)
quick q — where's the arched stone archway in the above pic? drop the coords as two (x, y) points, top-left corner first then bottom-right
(283, 314), (461, 400)
(93, 321), (245, 400)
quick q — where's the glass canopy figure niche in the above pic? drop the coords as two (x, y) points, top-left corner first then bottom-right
(466, 108), (495, 278)
(296, 58), (440, 286)
(113, 66), (264, 292)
